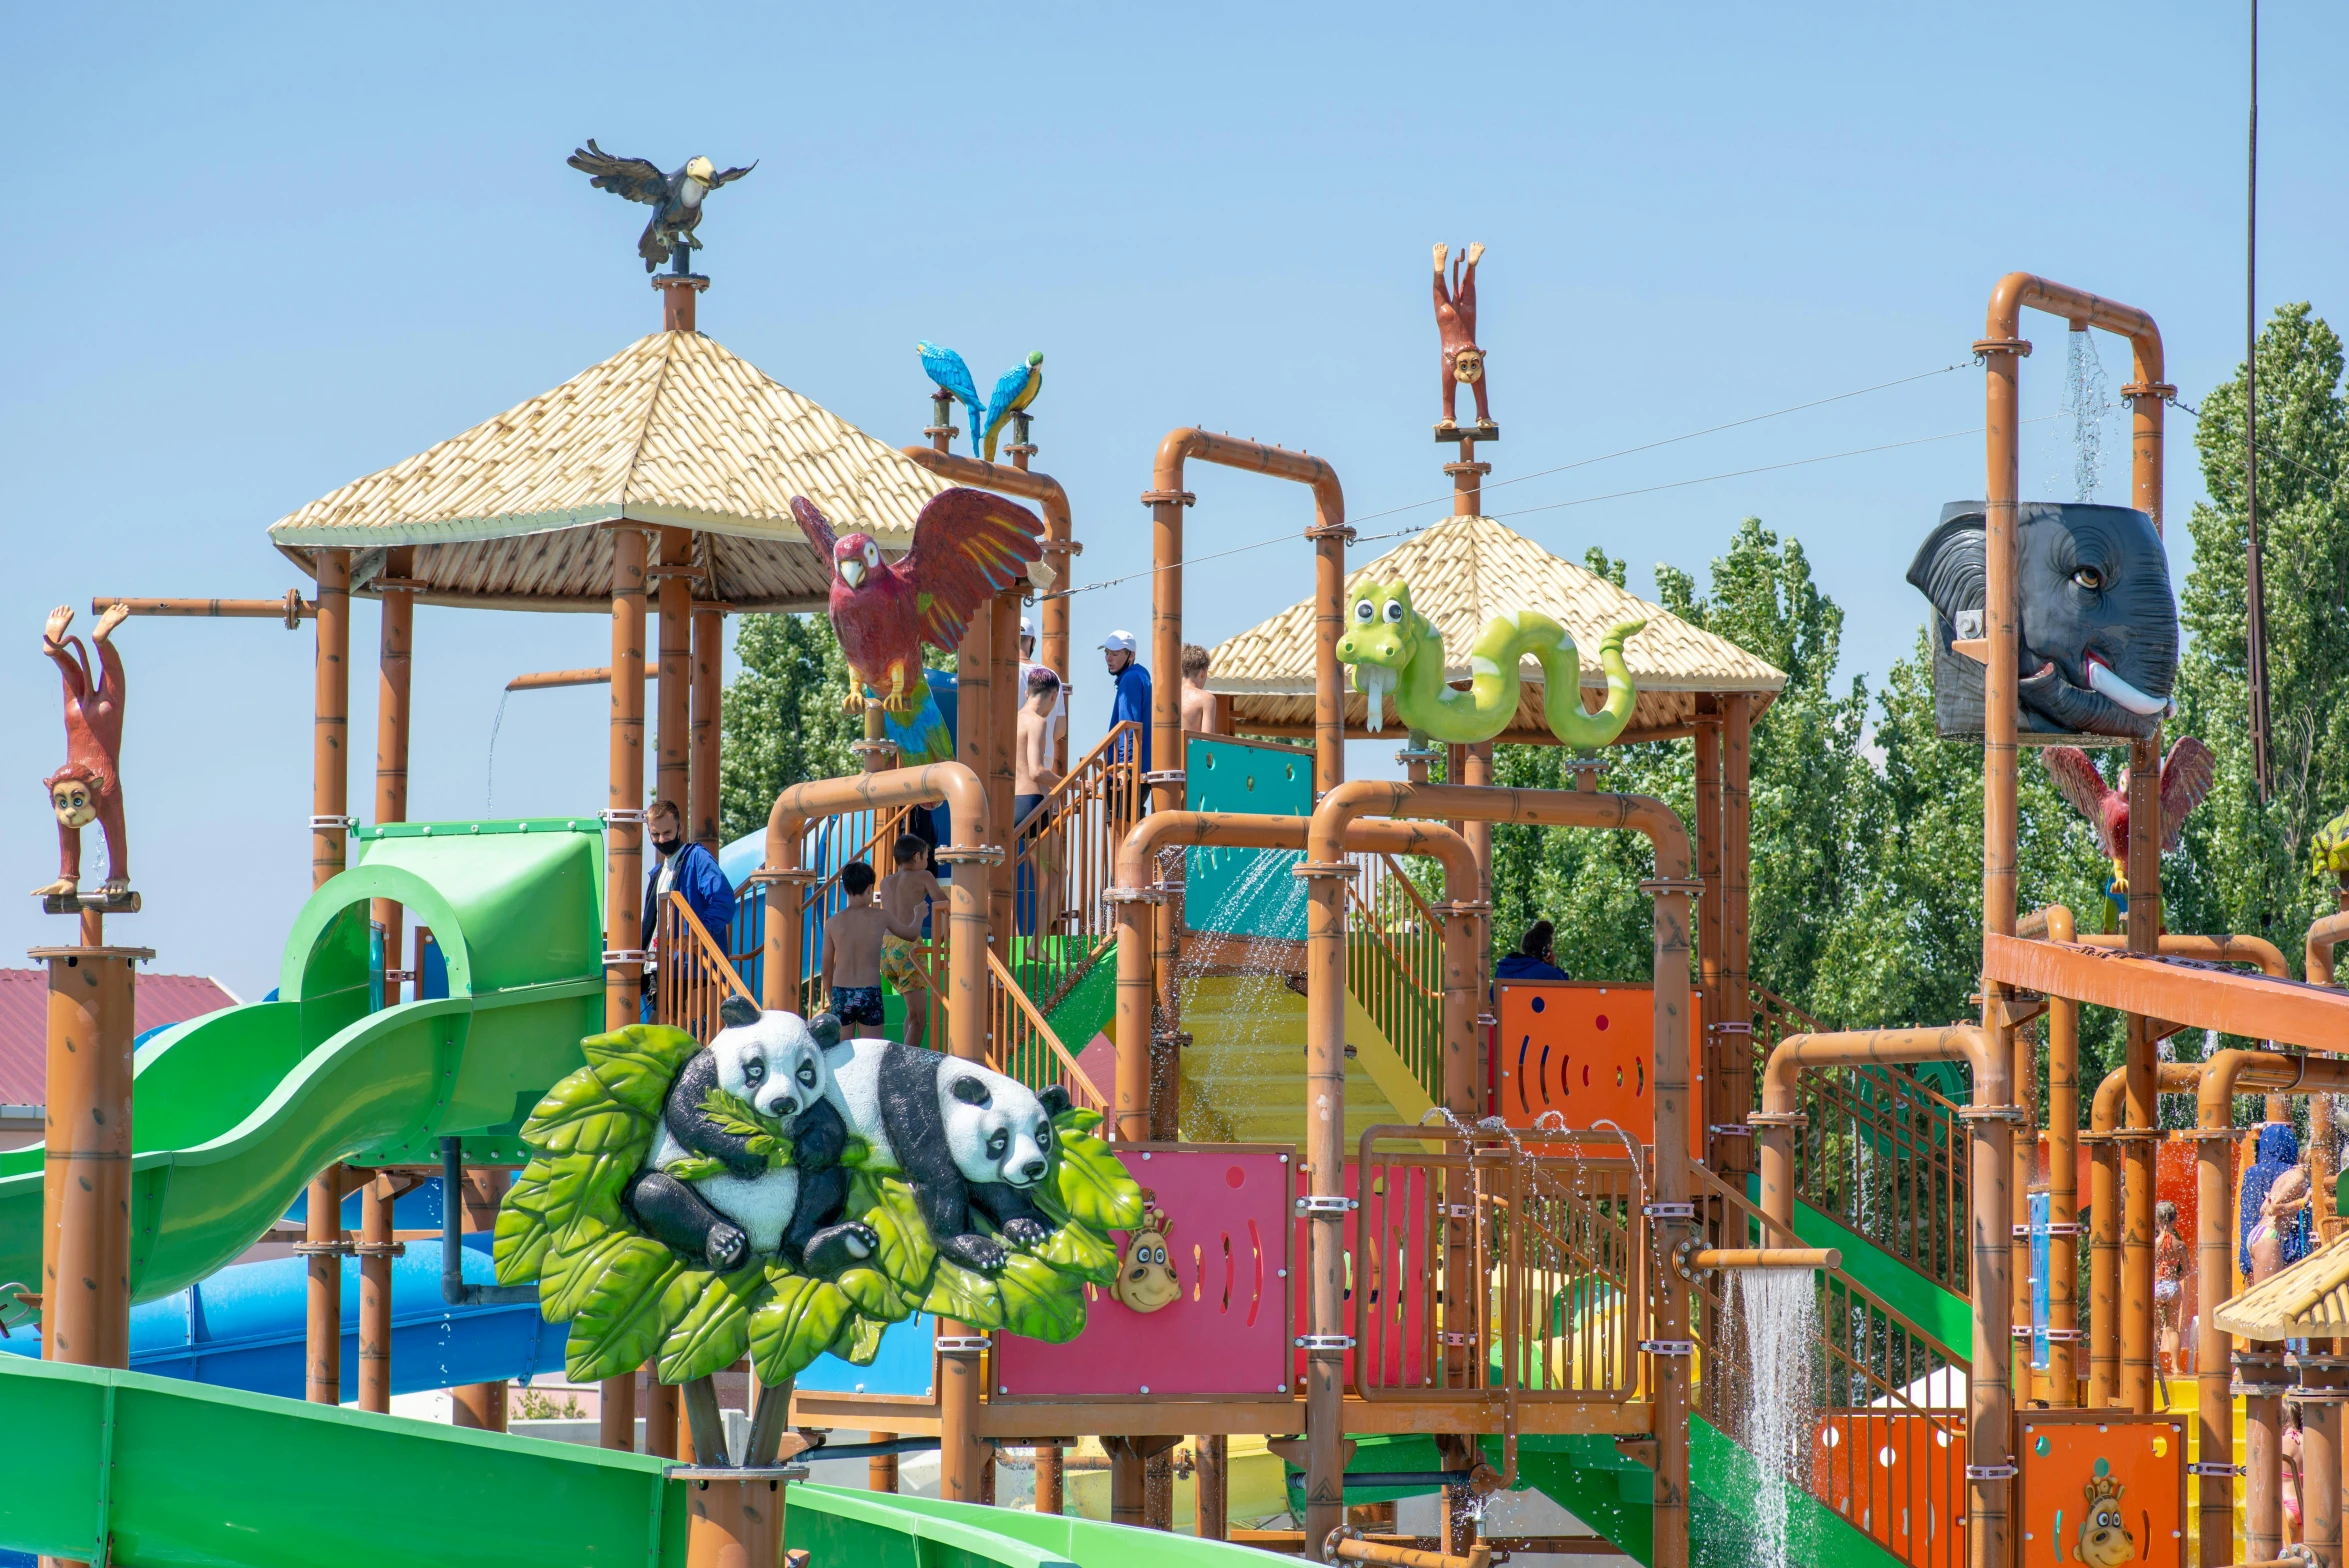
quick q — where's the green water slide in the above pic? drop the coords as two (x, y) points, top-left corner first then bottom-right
(0, 820), (606, 1303)
(0, 1357), (1268, 1568)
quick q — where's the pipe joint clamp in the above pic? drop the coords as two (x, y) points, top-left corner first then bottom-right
(1972, 338), (2033, 358)
(1141, 770), (1187, 788)
(1957, 1105), (2029, 1124)
(2123, 382), (2180, 402)
(931, 844), (1006, 867)
(1139, 489), (1196, 507)
(935, 1336), (992, 1356)
(1296, 1196), (1358, 1215)
(602, 949), (648, 966)
(1964, 1463), (2019, 1481)
(1644, 1202), (1696, 1220)
(600, 808), (646, 825)
(1745, 1112), (1808, 1128)
(2188, 1462), (2245, 1477)
(309, 814), (357, 832)
(1637, 878), (1706, 897)
(1101, 885), (1166, 906)
(1296, 1334), (1356, 1352)
(1303, 522), (1357, 544)
(292, 1239), (355, 1256)
(351, 1241), (408, 1259)
(1639, 1340), (1696, 1357)
(1291, 861), (1360, 882)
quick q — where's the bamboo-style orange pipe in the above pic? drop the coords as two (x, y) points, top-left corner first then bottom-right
(2019, 905), (2083, 1404)
(899, 447), (1075, 772)
(1757, 1025), (2011, 1568)
(92, 592), (313, 625)
(2085, 1061), (2202, 1406)
(1687, 1248), (1840, 1271)
(761, 762), (992, 1501)
(1106, 812), (1482, 1142)
(1982, 278), (2167, 1466)
(690, 607), (724, 849)
(1307, 781), (1694, 1568)
(507, 667), (611, 692)
(1147, 431), (1347, 803)
(2308, 910), (2349, 987)
(656, 528), (694, 821)
(37, 945), (142, 1374)
(1327, 1532), (1493, 1568)
(606, 527), (649, 1037)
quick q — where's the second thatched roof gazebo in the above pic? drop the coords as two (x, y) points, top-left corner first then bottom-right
(1205, 513), (1782, 744)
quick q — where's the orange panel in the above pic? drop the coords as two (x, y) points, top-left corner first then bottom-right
(1491, 981), (1702, 1163)
(1813, 1411), (1966, 1568)
(2016, 1411), (2189, 1568)
(1985, 934), (2349, 1053)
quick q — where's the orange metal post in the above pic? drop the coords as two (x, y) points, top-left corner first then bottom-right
(2043, 907), (2081, 1405)
(372, 548), (414, 1001)
(691, 607), (723, 849)
(305, 548), (352, 1415)
(657, 528), (694, 822)
(869, 1431), (899, 1493)
(456, 1166), (511, 1431)
(1694, 712), (1725, 1164)
(645, 1374), (679, 1458)
(1461, 744), (1494, 910)
(682, 1480), (782, 1568)
(507, 667), (611, 692)
(357, 1174), (397, 1413)
(1307, 781), (1694, 1567)
(990, 588), (1021, 970)
(38, 945), (142, 1370)
(1720, 694), (1754, 1180)
(607, 527), (650, 1032)
(303, 1162), (348, 1404)
(762, 764), (992, 1501)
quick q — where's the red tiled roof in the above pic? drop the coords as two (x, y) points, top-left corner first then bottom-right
(0, 969), (240, 1105)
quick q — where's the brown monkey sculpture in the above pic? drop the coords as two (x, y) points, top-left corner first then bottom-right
(34, 603), (130, 902)
(1434, 241), (1492, 432)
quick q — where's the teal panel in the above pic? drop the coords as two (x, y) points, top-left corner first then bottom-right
(1183, 738), (1312, 940)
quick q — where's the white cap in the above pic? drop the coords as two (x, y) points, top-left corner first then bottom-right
(1099, 629), (1137, 654)
(1020, 615), (1035, 640)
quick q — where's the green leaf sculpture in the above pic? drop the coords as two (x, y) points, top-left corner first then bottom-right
(495, 1025), (1147, 1385)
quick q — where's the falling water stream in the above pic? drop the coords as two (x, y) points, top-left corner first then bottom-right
(2059, 327), (2115, 501)
(1733, 1266), (1819, 1568)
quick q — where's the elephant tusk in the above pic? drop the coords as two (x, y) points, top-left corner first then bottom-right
(2086, 660), (2172, 717)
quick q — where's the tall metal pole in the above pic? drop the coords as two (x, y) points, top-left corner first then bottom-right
(305, 548), (352, 1406)
(604, 524), (649, 1448)
(2244, 0), (2273, 799)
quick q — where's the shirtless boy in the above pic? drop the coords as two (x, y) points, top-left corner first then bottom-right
(1180, 642), (1217, 734)
(1015, 667), (1064, 825)
(876, 834), (946, 1049)
(822, 862), (919, 1039)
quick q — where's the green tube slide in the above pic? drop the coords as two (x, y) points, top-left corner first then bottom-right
(0, 821), (607, 1305)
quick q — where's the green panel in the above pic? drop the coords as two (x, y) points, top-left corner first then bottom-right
(1182, 737), (1312, 940)
(0, 822), (606, 1304)
(1042, 940), (1119, 1048)
(1746, 1176), (1971, 1352)
(0, 1356), (688, 1568)
(789, 1484), (1276, 1567)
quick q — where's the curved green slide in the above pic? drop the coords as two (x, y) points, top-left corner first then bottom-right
(0, 819), (608, 1304)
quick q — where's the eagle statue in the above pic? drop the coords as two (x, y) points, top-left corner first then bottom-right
(567, 140), (756, 271)
(793, 488), (1045, 714)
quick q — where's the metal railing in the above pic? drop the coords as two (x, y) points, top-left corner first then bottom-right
(1345, 853), (1447, 1104)
(1747, 987), (1970, 1294)
(654, 891), (756, 1042)
(1012, 720), (1144, 1018)
(1350, 1124), (1643, 1410)
(1690, 1164), (1967, 1568)
(988, 948), (1106, 1114)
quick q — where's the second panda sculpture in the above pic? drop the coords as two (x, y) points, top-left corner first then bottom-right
(823, 1035), (1072, 1274)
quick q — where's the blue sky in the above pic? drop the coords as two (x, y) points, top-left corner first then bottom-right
(2, 2), (2341, 997)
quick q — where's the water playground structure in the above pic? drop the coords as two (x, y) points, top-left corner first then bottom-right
(3, 144), (2348, 1568)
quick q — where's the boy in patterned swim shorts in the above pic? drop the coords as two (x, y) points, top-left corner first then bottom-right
(822, 862), (918, 1038)
(877, 833), (945, 1049)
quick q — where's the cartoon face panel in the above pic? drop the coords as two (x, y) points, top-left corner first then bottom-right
(938, 1060), (1055, 1189)
(711, 1010), (833, 1122)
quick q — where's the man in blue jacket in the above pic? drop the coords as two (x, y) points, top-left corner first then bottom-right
(1102, 629), (1152, 777)
(642, 799), (737, 1019)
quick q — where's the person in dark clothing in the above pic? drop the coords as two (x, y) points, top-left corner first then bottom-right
(1493, 919), (1570, 984)
(641, 799), (738, 1020)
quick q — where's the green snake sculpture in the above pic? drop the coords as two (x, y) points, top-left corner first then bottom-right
(1336, 580), (1645, 748)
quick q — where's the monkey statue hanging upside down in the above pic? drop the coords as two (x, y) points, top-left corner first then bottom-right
(1434, 240), (1492, 432)
(34, 603), (130, 902)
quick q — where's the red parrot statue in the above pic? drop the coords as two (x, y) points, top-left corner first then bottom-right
(793, 487), (1045, 714)
(2042, 736), (2217, 894)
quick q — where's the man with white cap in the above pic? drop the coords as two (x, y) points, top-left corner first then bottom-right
(1017, 614), (1067, 759)
(1101, 629), (1152, 777)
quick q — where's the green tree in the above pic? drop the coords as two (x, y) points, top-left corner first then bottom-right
(2166, 302), (2349, 963)
(718, 613), (862, 843)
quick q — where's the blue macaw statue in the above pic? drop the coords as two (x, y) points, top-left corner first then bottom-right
(979, 351), (1045, 463)
(917, 342), (984, 436)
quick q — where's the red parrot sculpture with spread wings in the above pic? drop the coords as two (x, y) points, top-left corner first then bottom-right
(2042, 736), (2217, 894)
(792, 487), (1045, 714)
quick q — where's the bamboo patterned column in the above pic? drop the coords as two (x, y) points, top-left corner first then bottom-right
(690, 605), (723, 849)
(603, 525), (649, 1443)
(656, 528), (693, 820)
(1720, 694), (1754, 1181)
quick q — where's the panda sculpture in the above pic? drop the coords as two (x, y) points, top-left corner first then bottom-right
(823, 1036), (1071, 1274)
(623, 999), (877, 1275)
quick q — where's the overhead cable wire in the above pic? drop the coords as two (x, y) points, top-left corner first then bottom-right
(1036, 360), (1973, 603)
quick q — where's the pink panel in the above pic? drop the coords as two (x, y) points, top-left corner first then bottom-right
(993, 1146), (1293, 1400)
(1291, 1162), (1430, 1392)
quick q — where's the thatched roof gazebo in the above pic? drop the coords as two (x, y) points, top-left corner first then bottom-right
(1206, 514), (1782, 744)
(266, 329), (967, 613)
